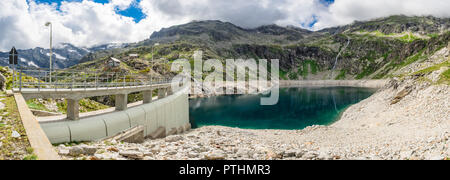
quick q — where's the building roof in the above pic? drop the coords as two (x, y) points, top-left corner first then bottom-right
(110, 57), (121, 62)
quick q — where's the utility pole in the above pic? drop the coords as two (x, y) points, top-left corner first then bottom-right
(45, 22), (53, 84)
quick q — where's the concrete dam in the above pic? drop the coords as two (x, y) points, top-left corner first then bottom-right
(39, 88), (190, 144)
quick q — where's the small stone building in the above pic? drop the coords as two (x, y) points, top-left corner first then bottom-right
(107, 57), (121, 67)
(129, 54), (139, 59)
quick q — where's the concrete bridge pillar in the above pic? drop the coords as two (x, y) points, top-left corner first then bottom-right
(115, 94), (128, 111)
(143, 90), (153, 104)
(167, 87), (173, 96)
(158, 88), (167, 99)
(67, 99), (80, 120)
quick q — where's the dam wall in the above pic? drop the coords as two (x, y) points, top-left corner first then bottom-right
(40, 89), (190, 144)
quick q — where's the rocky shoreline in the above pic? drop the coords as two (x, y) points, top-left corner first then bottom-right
(280, 80), (388, 88)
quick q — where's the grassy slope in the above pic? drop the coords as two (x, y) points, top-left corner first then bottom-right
(0, 92), (36, 160)
(412, 60), (450, 85)
(26, 98), (110, 114)
(59, 99), (110, 113)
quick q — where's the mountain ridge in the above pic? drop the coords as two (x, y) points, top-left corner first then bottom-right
(3, 15), (449, 81)
(0, 42), (128, 69)
(127, 15), (449, 80)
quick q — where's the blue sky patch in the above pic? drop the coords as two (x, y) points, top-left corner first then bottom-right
(320, 0), (335, 6)
(303, 0), (334, 28)
(115, 0), (146, 23)
(30, 0), (335, 25)
(30, 0), (145, 23)
(301, 15), (318, 28)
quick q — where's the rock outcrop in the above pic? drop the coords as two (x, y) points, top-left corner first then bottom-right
(0, 73), (6, 91)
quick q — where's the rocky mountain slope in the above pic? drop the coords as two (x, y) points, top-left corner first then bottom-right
(67, 15), (450, 82)
(57, 41), (450, 160)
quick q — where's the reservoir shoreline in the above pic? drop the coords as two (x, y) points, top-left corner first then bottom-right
(280, 80), (387, 88)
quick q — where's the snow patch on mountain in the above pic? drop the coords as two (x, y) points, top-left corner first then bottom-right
(0, 42), (128, 68)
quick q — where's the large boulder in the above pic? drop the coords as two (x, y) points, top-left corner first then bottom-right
(119, 151), (144, 160)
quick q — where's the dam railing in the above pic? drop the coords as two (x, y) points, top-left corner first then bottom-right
(11, 67), (188, 121)
(11, 67), (172, 92)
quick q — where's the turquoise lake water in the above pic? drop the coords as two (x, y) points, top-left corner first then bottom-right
(189, 87), (377, 130)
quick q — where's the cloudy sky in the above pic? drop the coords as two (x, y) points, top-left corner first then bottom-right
(1, 0), (450, 51)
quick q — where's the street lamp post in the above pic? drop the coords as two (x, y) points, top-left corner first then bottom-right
(45, 22), (53, 84)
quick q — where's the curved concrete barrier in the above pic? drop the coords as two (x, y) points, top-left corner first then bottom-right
(40, 88), (190, 144)
(70, 118), (107, 142)
(126, 107), (147, 135)
(143, 103), (158, 136)
(40, 121), (71, 143)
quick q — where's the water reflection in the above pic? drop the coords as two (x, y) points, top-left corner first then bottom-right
(189, 87), (377, 130)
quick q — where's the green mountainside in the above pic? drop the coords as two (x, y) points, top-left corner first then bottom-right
(64, 15), (450, 81)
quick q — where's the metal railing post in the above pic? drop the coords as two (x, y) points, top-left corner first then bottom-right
(71, 72), (74, 91)
(54, 71), (57, 91)
(38, 69), (41, 92)
(19, 67), (23, 92)
(84, 73), (87, 91)
(45, 70), (48, 87)
(12, 65), (15, 90)
(95, 72), (98, 90)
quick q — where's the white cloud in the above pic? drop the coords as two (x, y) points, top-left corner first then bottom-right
(313, 0), (450, 30)
(1, 0), (450, 51)
(0, 0), (163, 51)
(139, 0), (326, 28)
(141, 0), (285, 28)
(111, 0), (134, 10)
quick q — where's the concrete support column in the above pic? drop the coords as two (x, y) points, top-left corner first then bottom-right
(167, 87), (173, 96)
(158, 88), (167, 99)
(67, 99), (80, 120)
(115, 94), (128, 111)
(143, 90), (153, 104)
